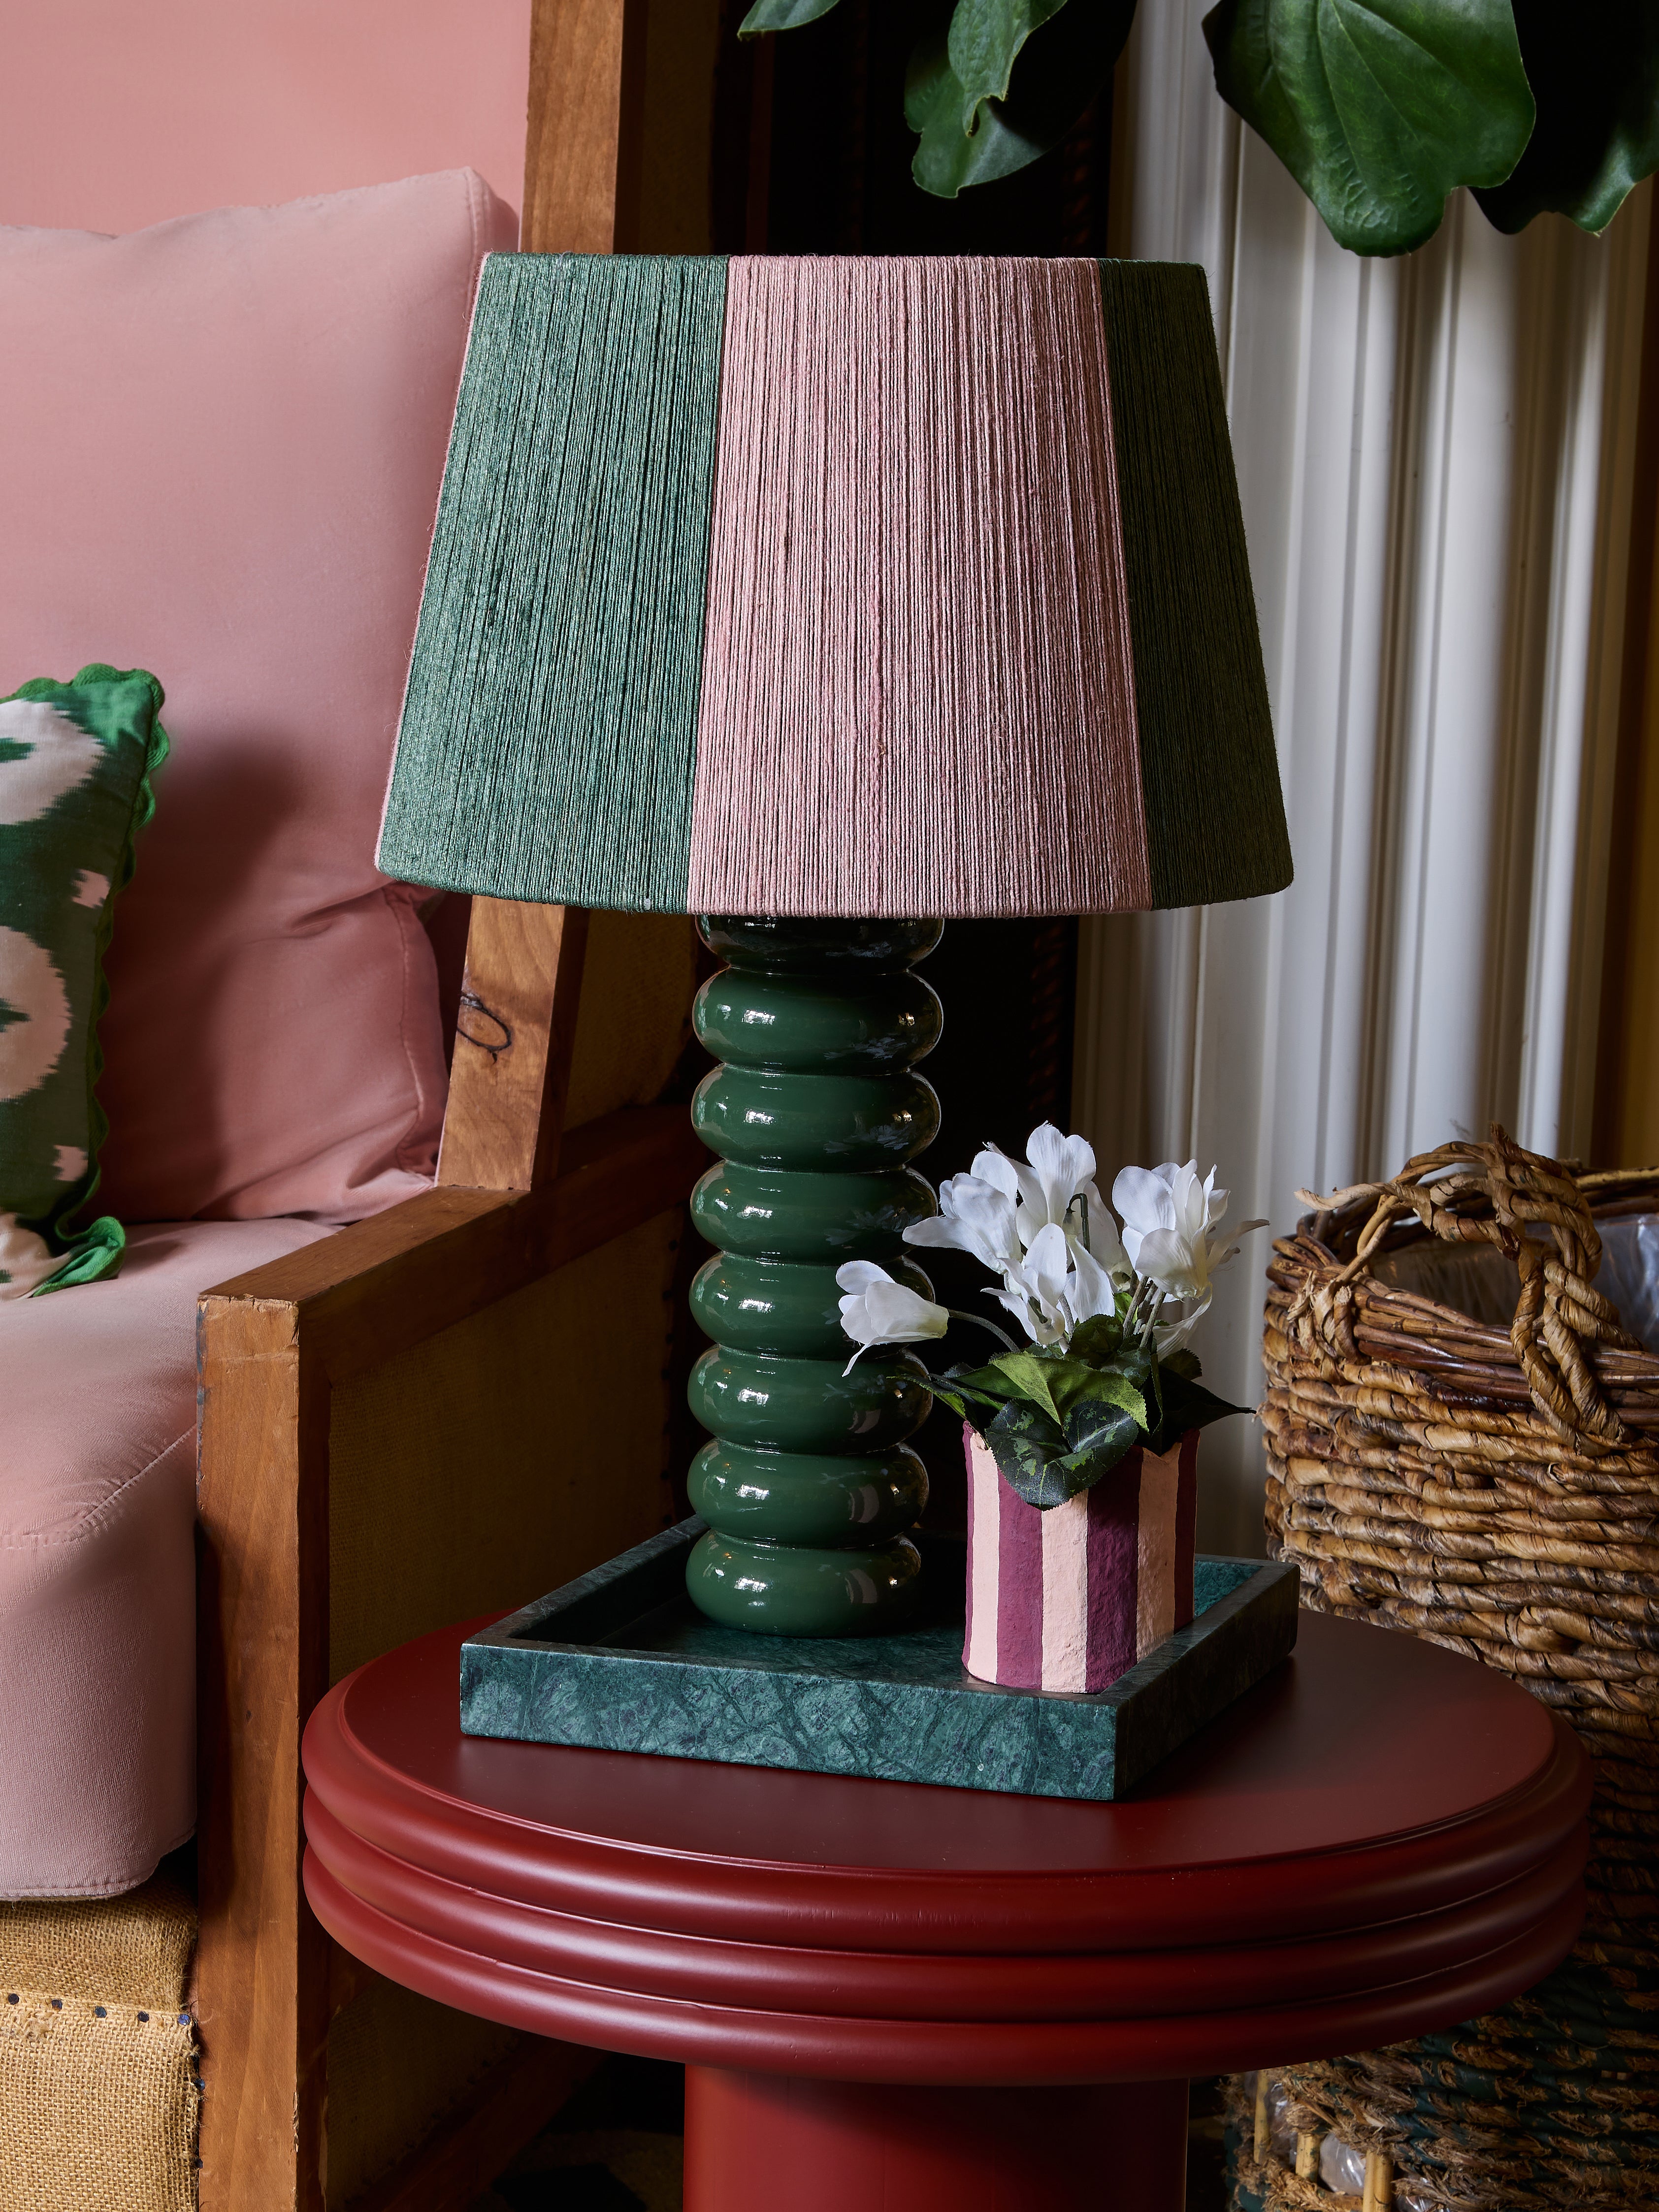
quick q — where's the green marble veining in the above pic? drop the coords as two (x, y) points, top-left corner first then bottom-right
(459, 1522), (1302, 1801)
(684, 917), (943, 1637)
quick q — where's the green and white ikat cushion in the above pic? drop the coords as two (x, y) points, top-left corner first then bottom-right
(0, 666), (166, 1297)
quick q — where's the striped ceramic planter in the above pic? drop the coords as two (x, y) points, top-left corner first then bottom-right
(963, 1424), (1199, 1694)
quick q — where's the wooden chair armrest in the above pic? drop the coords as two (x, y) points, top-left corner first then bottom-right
(192, 1099), (706, 2212)
(198, 1103), (708, 1382)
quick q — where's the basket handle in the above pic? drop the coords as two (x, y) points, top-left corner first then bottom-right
(1295, 1125), (1639, 1448)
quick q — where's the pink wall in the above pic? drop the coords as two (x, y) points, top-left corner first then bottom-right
(0, 0), (531, 232)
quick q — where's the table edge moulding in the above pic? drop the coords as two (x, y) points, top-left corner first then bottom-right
(302, 1606), (1590, 2206)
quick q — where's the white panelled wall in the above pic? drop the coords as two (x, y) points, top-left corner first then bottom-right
(1073, 7), (1654, 1554)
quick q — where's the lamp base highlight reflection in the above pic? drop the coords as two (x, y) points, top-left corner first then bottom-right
(684, 918), (944, 1637)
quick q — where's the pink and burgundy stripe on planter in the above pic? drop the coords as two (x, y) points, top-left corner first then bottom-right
(377, 253), (1290, 921)
(964, 1424), (1199, 1695)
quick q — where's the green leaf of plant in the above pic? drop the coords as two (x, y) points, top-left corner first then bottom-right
(1474, 0), (1659, 235)
(1159, 1346), (1203, 1382)
(933, 1358), (1024, 1426)
(1064, 1366), (1149, 1434)
(947, 0), (1071, 121)
(989, 1350), (1132, 1422)
(1202, 0), (1536, 256)
(1058, 1395), (1140, 1485)
(1143, 1370), (1247, 1457)
(1068, 1312), (1124, 1366)
(1145, 1348), (1165, 1426)
(1084, 1341), (1154, 1408)
(739, 0), (845, 34)
(986, 1398), (1082, 1508)
(1106, 1345), (1153, 1388)
(945, 1361), (1020, 1403)
(990, 1348), (1068, 1422)
(906, 0), (1136, 200)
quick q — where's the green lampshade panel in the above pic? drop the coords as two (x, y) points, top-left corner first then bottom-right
(378, 252), (1291, 920)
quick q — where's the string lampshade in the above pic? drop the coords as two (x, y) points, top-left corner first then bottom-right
(380, 252), (1292, 1638)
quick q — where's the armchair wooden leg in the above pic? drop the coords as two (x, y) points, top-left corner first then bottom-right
(195, 1301), (331, 2212)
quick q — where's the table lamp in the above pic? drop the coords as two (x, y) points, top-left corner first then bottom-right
(379, 253), (1291, 1641)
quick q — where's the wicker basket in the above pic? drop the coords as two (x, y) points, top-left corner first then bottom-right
(1243, 1126), (1659, 2212)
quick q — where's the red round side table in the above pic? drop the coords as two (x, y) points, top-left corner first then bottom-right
(302, 1610), (1589, 2212)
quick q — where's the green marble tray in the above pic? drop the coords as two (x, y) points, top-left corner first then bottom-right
(460, 1519), (1299, 1801)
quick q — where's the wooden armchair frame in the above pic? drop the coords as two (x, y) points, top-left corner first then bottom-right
(190, 13), (676, 2205)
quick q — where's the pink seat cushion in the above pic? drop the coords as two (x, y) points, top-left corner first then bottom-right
(0, 1219), (331, 1898)
(0, 171), (515, 1223)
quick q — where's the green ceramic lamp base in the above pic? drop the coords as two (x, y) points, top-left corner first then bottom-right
(684, 917), (943, 1637)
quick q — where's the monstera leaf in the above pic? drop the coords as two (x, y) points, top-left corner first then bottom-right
(1202, 0), (1535, 255)
(1475, 0), (1659, 235)
(907, 0), (1136, 199)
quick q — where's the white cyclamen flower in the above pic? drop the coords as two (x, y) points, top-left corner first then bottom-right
(836, 1261), (949, 1374)
(1005, 1124), (1128, 1275)
(1113, 1160), (1265, 1303)
(1150, 1305), (1206, 1359)
(1066, 1235), (1122, 1329)
(908, 1125), (1128, 1279)
(1009, 1122), (1094, 1230)
(902, 1163), (1023, 1274)
(989, 1220), (1071, 1346)
(990, 1221), (1122, 1350)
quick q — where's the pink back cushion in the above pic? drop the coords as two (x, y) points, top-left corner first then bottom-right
(0, 3), (531, 236)
(0, 171), (515, 1221)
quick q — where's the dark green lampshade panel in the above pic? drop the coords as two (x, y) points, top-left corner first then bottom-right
(1095, 261), (1288, 910)
(382, 253), (726, 911)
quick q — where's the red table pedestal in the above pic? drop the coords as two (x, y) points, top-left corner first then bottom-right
(302, 1609), (1591, 2210)
(685, 2070), (1190, 2212)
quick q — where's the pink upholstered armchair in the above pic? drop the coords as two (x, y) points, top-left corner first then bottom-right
(0, 168), (701, 2211)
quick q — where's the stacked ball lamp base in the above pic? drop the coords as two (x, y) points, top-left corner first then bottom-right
(684, 916), (943, 1637)
(301, 1609), (1592, 2212)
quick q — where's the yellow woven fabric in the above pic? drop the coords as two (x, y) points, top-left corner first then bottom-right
(0, 1878), (193, 2008)
(0, 1875), (196, 2212)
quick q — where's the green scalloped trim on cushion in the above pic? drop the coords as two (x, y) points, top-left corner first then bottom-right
(31, 1213), (126, 1296)
(0, 665), (168, 1297)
